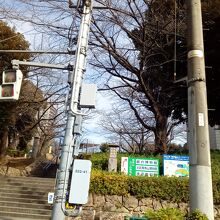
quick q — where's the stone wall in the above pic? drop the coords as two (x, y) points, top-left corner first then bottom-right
(69, 194), (191, 220)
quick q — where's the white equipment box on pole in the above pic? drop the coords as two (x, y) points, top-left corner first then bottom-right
(80, 83), (97, 108)
(68, 159), (92, 204)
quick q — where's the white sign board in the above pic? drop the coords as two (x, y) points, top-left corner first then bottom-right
(48, 192), (54, 204)
(69, 159), (92, 204)
(121, 157), (128, 174)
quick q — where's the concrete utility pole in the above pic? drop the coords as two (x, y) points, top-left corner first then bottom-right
(186, 0), (214, 219)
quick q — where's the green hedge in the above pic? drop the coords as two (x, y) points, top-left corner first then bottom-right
(87, 151), (220, 204)
(128, 175), (188, 202)
(90, 170), (220, 204)
(144, 208), (185, 219)
(90, 170), (189, 202)
(88, 153), (109, 170)
(90, 171), (129, 196)
(144, 208), (208, 220)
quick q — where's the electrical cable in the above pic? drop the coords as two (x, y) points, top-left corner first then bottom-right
(174, 0), (177, 81)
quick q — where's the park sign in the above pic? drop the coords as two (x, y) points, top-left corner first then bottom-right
(163, 154), (189, 177)
(121, 157), (160, 177)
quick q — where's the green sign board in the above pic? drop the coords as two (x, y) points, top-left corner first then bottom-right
(121, 157), (160, 177)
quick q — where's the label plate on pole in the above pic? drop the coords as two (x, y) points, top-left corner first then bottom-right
(68, 159), (92, 204)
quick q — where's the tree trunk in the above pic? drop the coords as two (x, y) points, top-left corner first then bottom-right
(0, 125), (9, 157)
(39, 137), (50, 156)
(154, 115), (168, 154)
(31, 136), (40, 159)
(8, 132), (19, 150)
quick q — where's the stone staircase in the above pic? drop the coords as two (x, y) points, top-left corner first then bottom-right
(0, 175), (55, 220)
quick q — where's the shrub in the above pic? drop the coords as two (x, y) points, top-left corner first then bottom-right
(127, 175), (189, 202)
(144, 208), (185, 220)
(90, 170), (189, 202)
(187, 209), (208, 220)
(82, 153), (109, 170)
(90, 170), (129, 196)
(89, 170), (220, 204)
(100, 143), (109, 153)
(6, 148), (27, 157)
(92, 153), (109, 170)
(144, 208), (208, 220)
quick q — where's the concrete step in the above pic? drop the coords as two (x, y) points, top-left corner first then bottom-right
(0, 211), (51, 220)
(0, 176), (55, 185)
(0, 217), (40, 220)
(0, 176), (54, 219)
(0, 201), (52, 210)
(0, 177), (55, 185)
(0, 185), (54, 191)
(0, 196), (50, 204)
(0, 192), (49, 200)
(0, 205), (51, 215)
(0, 183), (54, 191)
(0, 187), (52, 195)
(0, 217), (45, 220)
(0, 175), (54, 181)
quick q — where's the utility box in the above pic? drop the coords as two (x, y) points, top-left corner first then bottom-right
(69, 159), (92, 204)
(73, 115), (82, 135)
(79, 83), (97, 108)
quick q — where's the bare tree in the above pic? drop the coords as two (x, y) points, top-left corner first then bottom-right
(88, 0), (187, 153)
(0, 1), (73, 156)
(99, 104), (155, 154)
(6, 74), (68, 157)
(1, 0), (187, 154)
(21, 65), (70, 156)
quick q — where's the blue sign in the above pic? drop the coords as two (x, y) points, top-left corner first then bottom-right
(163, 155), (189, 177)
